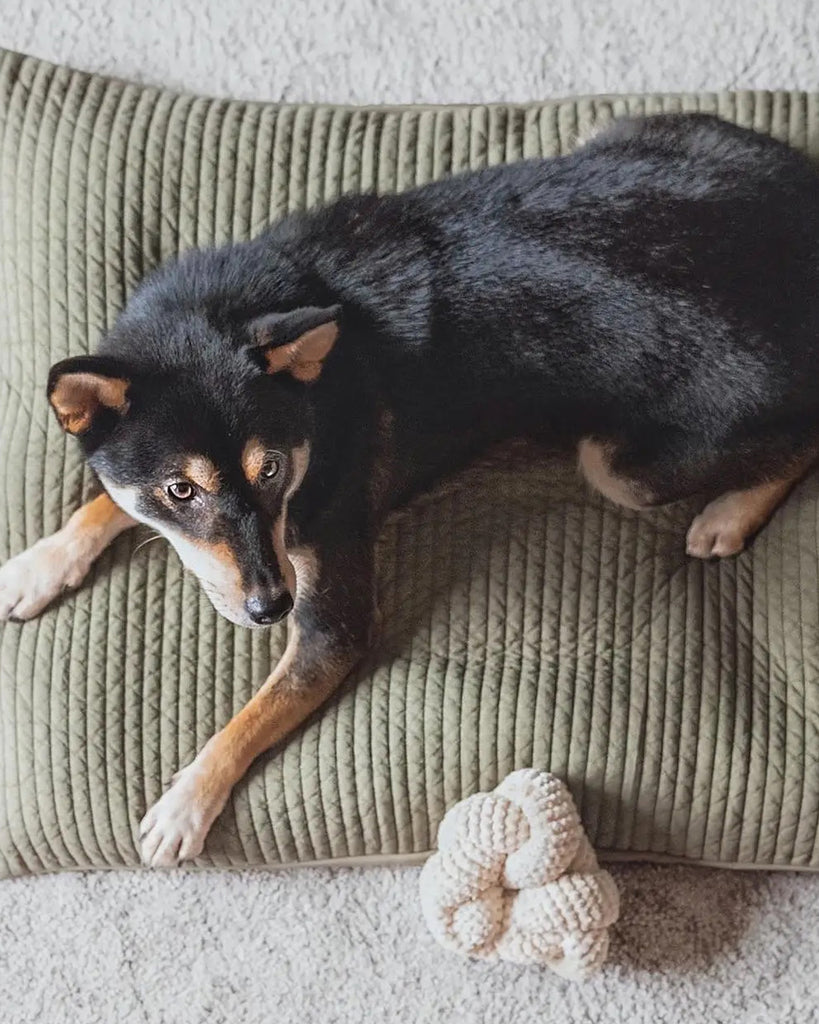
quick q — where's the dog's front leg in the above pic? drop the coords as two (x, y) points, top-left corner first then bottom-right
(138, 542), (375, 867)
(0, 493), (136, 621)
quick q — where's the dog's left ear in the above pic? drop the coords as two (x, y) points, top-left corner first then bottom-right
(246, 305), (341, 383)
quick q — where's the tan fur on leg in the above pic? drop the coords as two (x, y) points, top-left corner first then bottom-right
(0, 493), (135, 620)
(138, 616), (355, 867)
(686, 471), (807, 559)
(137, 545), (361, 867)
(577, 438), (654, 511)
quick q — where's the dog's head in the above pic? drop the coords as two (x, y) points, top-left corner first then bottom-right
(46, 303), (340, 628)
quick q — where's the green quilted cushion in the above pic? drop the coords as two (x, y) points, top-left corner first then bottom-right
(1, 48), (818, 878)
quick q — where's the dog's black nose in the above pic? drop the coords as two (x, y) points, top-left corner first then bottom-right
(245, 591), (294, 625)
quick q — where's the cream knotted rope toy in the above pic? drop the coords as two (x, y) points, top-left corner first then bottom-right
(419, 769), (619, 979)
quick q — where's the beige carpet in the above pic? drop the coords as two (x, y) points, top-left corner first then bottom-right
(3, 2), (819, 1021)
(1, 863), (818, 1022)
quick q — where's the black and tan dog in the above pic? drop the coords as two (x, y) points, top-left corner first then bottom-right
(2, 113), (819, 866)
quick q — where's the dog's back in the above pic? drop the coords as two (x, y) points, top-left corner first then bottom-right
(97, 113), (819, 500)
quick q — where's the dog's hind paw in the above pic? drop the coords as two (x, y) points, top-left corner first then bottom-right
(0, 533), (94, 621)
(686, 511), (746, 559)
(139, 759), (228, 868)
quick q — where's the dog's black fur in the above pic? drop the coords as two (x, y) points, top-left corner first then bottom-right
(30, 113), (819, 862)
(60, 121), (819, 488)
(61, 114), (819, 558)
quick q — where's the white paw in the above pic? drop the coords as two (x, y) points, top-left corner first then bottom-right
(0, 531), (95, 621)
(139, 761), (227, 868)
(686, 513), (746, 559)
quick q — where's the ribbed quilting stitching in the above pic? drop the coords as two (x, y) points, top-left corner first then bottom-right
(0, 51), (818, 876)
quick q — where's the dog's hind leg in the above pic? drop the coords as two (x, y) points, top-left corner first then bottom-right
(577, 438), (659, 510)
(0, 492), (135, 620)
(579, 433), (817, 558)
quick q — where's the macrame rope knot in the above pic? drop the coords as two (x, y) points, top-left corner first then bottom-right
(419, 769), (620, 978)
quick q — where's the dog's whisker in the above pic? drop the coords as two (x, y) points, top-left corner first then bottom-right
(133, 533), (163, 555)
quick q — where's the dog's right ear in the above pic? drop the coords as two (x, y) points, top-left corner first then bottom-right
(246, 305), (341, 383)
(47, 356), (132, 436)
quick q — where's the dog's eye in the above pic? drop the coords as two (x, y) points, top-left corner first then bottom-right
(260, 457), (280, 481)
(167, 481), (195, 501)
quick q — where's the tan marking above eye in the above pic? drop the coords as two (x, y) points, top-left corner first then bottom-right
(241, 438), (269, 485)
(182, 455), (221, 493)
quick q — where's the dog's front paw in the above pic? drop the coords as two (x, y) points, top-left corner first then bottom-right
(139, 760), (228, 867)
(0, 532), (94, 621)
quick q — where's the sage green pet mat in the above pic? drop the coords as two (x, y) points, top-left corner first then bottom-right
(1, 49), (818, 879)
